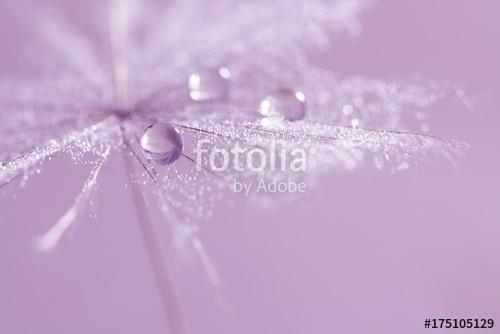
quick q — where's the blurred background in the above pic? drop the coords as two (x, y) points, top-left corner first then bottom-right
(0, 0), (499, 333)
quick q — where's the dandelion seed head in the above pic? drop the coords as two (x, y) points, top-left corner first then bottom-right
(0, 0), (470, 267)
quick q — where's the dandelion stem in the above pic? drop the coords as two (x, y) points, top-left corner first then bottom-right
(109, 1), (190, 331)
(122, 151), (190, 334)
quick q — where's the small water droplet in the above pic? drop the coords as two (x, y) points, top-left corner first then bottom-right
(188, 67), (230, 102)
(140, 122), (183, 165)
(374, 156), (384, 170)
(258, 88), (306, 121)
(342, 104), (354, 115)
(351, 118), (360, 129)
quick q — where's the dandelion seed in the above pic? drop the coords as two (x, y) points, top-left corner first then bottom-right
(0, 0), (471, 332)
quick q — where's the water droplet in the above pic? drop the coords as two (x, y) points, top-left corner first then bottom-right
(188, 67), (230, 102)
(342, 104), (354, 115)
(351, 118), (360, 129)
(140, 122), (183, 165)
(258, 88), (306, 121)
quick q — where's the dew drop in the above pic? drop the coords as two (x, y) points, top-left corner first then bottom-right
(188, 67), (230, 102)
(140, 122), (183, 165)
(342, 104), (354, 115)
(351, 118), (360, 129)
(258, 88), (306, 121)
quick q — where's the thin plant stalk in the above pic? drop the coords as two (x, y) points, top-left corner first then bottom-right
(109, 1), (190, 333)
(122, 154), (190, 334)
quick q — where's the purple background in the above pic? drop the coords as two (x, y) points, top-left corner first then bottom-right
(1, 0), (499, 333)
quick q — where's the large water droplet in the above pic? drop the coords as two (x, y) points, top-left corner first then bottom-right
(258, 88), (306, 121)
(140, 122), (183, 165)
(188, 67), (230, 102)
